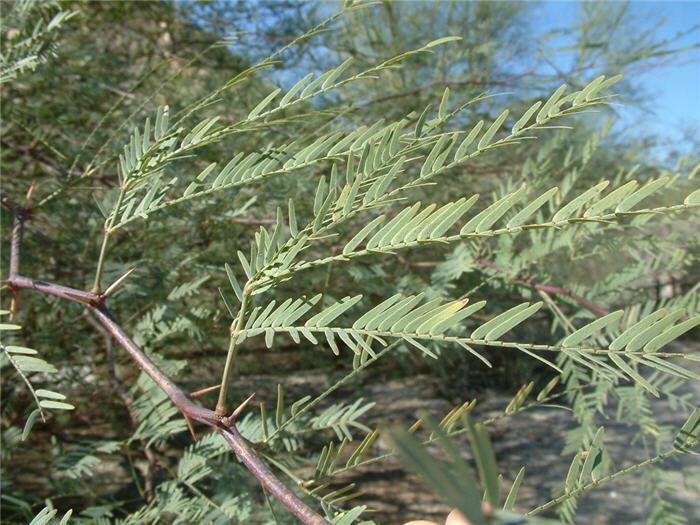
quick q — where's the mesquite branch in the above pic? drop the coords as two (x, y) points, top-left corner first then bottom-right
(2, 211), (330, 525)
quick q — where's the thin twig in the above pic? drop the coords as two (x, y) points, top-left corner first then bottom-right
(0, 138), (85, 178)
(396, 254), (610, 316)
(4, 274), (330, 525)
(474, 257), (610, 316)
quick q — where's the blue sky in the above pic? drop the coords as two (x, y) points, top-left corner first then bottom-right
(193, 0), (699, 160)
(536, 1), (699, 157)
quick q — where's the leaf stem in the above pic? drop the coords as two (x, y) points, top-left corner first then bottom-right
(93, 188), (127, 294)
(216, 289), (251, 417)
(526, 448), (682, 516)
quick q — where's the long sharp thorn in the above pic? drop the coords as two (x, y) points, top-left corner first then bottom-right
(102, 266), (137, 299)
(9, 290), (18, 321)
(190, 384), (221, 399)
(183, 413), (197, 441)
(224, 392), (256, 425)
(24, 180), (36, 209)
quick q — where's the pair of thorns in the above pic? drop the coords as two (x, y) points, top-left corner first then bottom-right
(186, 385), (255, 439)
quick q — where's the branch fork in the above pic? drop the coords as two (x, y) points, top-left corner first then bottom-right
(3, 207), (330, 525)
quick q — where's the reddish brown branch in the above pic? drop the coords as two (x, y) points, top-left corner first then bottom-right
(396, 253), (609, 317)
(3, 274), (330, 525)
(473, 257), (610, 316)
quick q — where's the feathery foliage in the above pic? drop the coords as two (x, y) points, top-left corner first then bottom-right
(1, 1), (698, 524)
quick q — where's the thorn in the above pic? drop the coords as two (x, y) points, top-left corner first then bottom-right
(9, 289), (18, 321)
(223, 392), (255, 425)
(184, 413), (197, 441)
(190, 384), (221, 399)
(65, 291), (95, 305)
(102, 266), (137, 300)
(23, 180), (36, 209)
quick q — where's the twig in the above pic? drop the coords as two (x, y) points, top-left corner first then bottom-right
(0, 138), (84, 178)
(3, 274), (330, 525)
(395, 254), (610, 316)
(474, 257), (610, 316)
(231, 217), (277, 225)
(357, 71), (535, 109)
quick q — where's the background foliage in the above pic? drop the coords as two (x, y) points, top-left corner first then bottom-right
(1, 1), (698, 524)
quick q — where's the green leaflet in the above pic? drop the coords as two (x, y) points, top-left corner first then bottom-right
(561, 310), (624, 347)
(536, 376), (559, 401)
(578, 427), (605, 484)
(503, 467), (525, 511)
(39, 399), (74, 410)
(417, 197), (473, 240)
(608, 353), (659, 396)
(674, 407), (700, 451)
(352, 294), (403, 330)
(429, 195), (478, 238)
(465, 416), (500, 508)
(430, 300), (487, 335)
(537, 84), (567, 124)
(585, 74), (622, 101)
(363, 156), (405, 204)
(685, 188), (700, 205)
(415, 104), (432, 138)
(552, 181), (609, 223)
(343, 215), (386, 254)
(573, 75), (604, 106)
(415, 301), (465, 334)
(313, 175), (328, 215)
(300, 72), (328, 98)
(507, 187), (558, 227)
(431, 134), (458, 173)
(584, 180), (638, 217)
(421, 134), (450, 177)
(391, 297), (443, 332)
(312, 186), (336, 233)
(391, 204), (437, 244)
(471, 302), (534, 340)
(511, 101), (542, 135)
(367, 203), (421, 249)
(403, 335), (438, 358)
(475, 184), (526, 233)
(288, 199), (298, 236)
(248, 88), (281, 119)
(306, 295), (363, 327)
(477, 109), (509, 150)
(616, 175), (669, 212)
(351, 119), (386, 150)
(218, 288), (237, 319)
(424, 36), (463, 48)
(454, 120), (484, 160)
(643, 315), (700, 354)
(625, 308), (686, 352)
(505, 382), (534, 414)
(484, 302), (543, 340)
(376, 294), (425, 331)
(460, 186), (526, 234)
(636, 354), (699, 381)
(212, 153), (244, 187)
(438, 87), (450, 120)
(321, 57), (353, 90)
(609, 309), (667, 350)
(280, 73), (313, 106)
(564, 452), (583, 493)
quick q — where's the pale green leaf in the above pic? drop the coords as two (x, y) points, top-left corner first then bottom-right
(561, 310), (624, 347)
